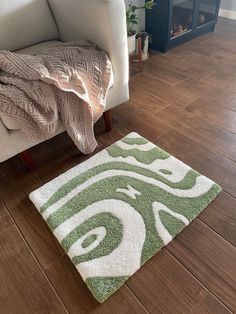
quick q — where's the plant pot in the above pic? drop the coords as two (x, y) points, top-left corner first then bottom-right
(128, 33), (136, 55)
(141, 35), (149, 61)
(135, 33), (150, 61)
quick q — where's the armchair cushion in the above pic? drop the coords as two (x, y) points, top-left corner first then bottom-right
(0, 0), (59, 51)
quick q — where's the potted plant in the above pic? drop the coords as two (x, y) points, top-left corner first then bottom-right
(126, 1), (155, 55)
(135, 31), (151, 61)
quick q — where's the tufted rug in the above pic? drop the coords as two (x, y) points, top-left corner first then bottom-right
(29, 132), (221, 303)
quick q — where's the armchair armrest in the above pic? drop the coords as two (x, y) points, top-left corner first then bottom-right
(48, 0), (129, 109)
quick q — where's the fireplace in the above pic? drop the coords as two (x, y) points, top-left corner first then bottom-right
(146, 0), (221, 52)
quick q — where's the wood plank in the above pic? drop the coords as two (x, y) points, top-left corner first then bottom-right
(201, 86), (236, 112)
(204, 37), (236, 50)
(199, 192), (236, 247)
(32, 128), (133, 185)
(166, 219), (236, 312)
(158, 130), (236, 198)
(200, 35), (236, 48)
(184, 53), (218, 72)
(127, 249), (209, 314)
(152, 58), (214, 80)
(156, 106), (236, 161)
(202, 42), (236, 60)
(217, 16), (236, 29)
(160, 40), (199, 57)
(187, 44), (219, 58)
(184, 37), (236, 60)
(52, 116), (118, 159)
(214, 19), (236, 40)
(192, 293), (231, 314)
(211, 54), (236, 75)
(53, 127), (131, 167)
(0, 169), (64, 269)
(112, 101), (171, 143)
(31, 139), (79, 183)
(148, 50), (184, 67)
(116, 101), (159, 122)
(183, 32), (215, 45)
(131, 72), (198, 107)
(0, 201), (13, 234)
(46, 254), (148, 314)
(184, 51), (236, 75)
(54, 129), (107, 160)
(142, 61), (189, 86)
(52, 132), (93, 164)
(43, 122), (147, 177)
(96, 125), (133, 148)
(185, 98), (236, 133)
(34, 111), (165, 183)
(175, 77), (213, 98)
(129, 85), (168, 111)
(0, 155), (23, 178)
(0, 226), (65, 313)
(203, 72), (236, 91)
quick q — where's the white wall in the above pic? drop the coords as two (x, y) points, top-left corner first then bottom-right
(219, 0), (236, 20)
(221, 0), (236, 11)
(124, 0), (145, 31)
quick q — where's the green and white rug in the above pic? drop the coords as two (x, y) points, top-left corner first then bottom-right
(29, 132), (221, 303)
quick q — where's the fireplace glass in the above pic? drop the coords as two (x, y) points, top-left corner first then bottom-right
(171, 0), (194, 38)
(198, 0), (218, 26)
(146, 0), (221, 52)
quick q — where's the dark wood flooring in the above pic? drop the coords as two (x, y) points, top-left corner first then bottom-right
(0, 17), (235, 313)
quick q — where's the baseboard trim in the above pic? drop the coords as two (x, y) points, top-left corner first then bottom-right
(219, 8), (236, 20)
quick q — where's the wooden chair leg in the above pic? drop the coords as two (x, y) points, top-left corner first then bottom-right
(19, 150), (37, 171)
(103, 110), (112, 132)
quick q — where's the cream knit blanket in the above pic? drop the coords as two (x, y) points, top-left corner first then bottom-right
(0, 41), (112, 154)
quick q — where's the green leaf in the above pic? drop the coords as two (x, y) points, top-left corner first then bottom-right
(126, 1), (156, 35)
(144, 1), (155, 9)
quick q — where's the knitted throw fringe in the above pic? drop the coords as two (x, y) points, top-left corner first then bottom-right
(0, 41), (112, 154)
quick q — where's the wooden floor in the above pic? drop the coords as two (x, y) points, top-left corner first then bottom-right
(0, 17), (236, 313)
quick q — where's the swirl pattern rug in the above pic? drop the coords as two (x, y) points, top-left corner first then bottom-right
(29, 132), (221, 303)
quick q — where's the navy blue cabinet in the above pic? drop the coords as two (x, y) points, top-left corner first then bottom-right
(146, 0), (221, 52)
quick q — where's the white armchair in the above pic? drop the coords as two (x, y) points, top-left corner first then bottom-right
(0, 0), (129, 169)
